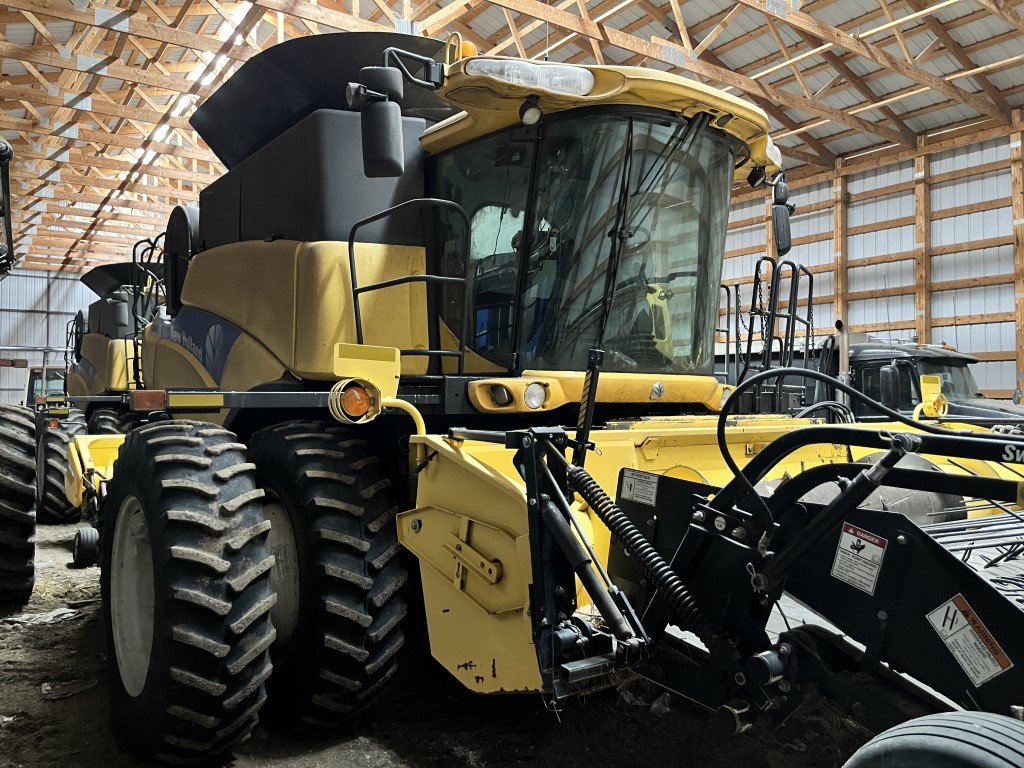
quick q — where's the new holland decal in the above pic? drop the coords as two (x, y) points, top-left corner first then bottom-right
(154, 307), (242, 384)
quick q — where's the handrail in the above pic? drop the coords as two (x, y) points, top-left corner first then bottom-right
(348, 198), (472, 375)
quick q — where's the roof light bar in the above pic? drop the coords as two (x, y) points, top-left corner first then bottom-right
(463, 59), (595, 97)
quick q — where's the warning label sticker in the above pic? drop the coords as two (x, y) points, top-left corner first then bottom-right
(831, 523), (887, 595)
(927, 594), (1013, 687)
(621, 469), (658, 507)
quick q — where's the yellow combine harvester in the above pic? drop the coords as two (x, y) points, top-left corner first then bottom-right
(36, 32), (1024, 767)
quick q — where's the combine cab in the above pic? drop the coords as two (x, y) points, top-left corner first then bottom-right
(66, 255), (162, 434)
(33, 32), (1024, 767)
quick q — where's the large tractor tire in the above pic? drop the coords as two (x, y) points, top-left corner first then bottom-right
(0, 405), (36, 604)
(88, 407), (136, 435)
(101, 420), (276, 763)
(35, 425), (81, 525)
(248, 420), (407, 727)
(843, 711), (1024, 767)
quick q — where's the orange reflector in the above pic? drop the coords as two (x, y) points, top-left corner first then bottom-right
(131, 389), (168, 412)
(34, 395), (46, 405)
(460, 41), (478, 58)
(47, 418), (60, 429)
(341, 385), (371, 418)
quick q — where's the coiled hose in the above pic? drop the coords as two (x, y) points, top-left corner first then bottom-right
(566, 464), (737, 661)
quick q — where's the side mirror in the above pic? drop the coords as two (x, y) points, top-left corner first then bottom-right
(879, 364), (899, 409)
(772, 204), (791, 257)
(771, 172), (792, 257)
(355, 66), (405, 178)
(361, 100), (404, 178)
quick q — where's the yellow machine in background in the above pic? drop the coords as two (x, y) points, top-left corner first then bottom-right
(66, 254), (161, 434)
(46, 31), (1024, 768)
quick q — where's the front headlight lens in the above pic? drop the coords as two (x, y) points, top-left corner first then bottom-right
(464, 59), (595, 96)
(524, 382), (547, 409)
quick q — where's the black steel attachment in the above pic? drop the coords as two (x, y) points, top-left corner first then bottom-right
(571, 348), (603, 467)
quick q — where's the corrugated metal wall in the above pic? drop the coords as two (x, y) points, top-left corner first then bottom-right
(0, 268), (94, 404)
(724, 132), (1019, 396)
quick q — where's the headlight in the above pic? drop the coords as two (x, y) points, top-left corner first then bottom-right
(464, 59), (595, 96)
(524, 382), (547, 409)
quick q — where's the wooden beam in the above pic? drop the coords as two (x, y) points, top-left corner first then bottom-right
(1012, 109), (1024, 402)
(974, 0), (1024, 36)
(902, 0), (1012, 117)
(913, 140), (930, 344)
(0, 40), (204, 96)
(833, 164), (847, 327)
(1, 0), (254, 61)
(726, 0), (1007, 122)
(793, 28), (916, 145)
(692, 4), (743, 58)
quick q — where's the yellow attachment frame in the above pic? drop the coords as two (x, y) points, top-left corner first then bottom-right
(398, 414), (847, 695)
(65, 434), (125, 511)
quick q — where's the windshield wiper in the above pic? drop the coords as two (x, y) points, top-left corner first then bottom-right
(595, 113), (711, 350)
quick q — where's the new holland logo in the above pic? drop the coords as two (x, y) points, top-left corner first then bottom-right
(205, 324), (224, 371)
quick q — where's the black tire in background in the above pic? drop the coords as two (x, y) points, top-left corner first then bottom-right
(65, 407), (87, 436)
(35, 425), (81, 524)
(72, 526), (99, 568)
(88, 407), (137, 435)
(101, 420), (276, 763)
(248, 420), (407, 728)
(843, 712), (1024, 768)
(0, 404), (37, 603)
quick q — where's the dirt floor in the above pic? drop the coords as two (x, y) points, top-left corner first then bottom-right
(0, 525), (867, 768)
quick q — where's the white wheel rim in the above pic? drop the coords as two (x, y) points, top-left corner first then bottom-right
(264, 496), (300, 647)
(111, 496), (155, 698)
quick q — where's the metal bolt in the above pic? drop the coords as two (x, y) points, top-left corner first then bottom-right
(522, 436), (532, 448)
(647, 518), (655, 527)
(734, 672), (747, 686)
(410, 519), (422, 533)
(778, 643), (793, 656)
(692, 510), (706, 523)
(714, 516), (727, 532)
(529, 497), (537, 507)
(731, 526), (746, 541)
(877, 610), (888, 621)
(897, 534), (907, 544)
(555, 586), (566, 597)
(777, 680), (792, 693)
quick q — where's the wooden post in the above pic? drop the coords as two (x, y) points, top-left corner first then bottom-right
(914, 137), (931, 345)
(833, 159), (847, 329)
(1011, 110), (1024, 402)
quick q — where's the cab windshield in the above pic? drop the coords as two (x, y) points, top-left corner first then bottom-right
(919, 359), (983, 400)
(434, 109), (739, 374)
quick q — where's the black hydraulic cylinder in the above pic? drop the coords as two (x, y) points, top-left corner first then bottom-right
(539, 497), (633, 640)
(762, 438), (913, 589)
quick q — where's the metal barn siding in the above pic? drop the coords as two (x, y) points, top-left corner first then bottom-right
(725, 131), (1020, 398)
(0, 268), (95, 403)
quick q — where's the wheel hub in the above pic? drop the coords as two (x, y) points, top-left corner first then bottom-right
(264, 496), (300, 647)
(110, 496), (155, 698)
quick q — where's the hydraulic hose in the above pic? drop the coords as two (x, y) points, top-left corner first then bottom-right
(564, 462), (737, 660)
